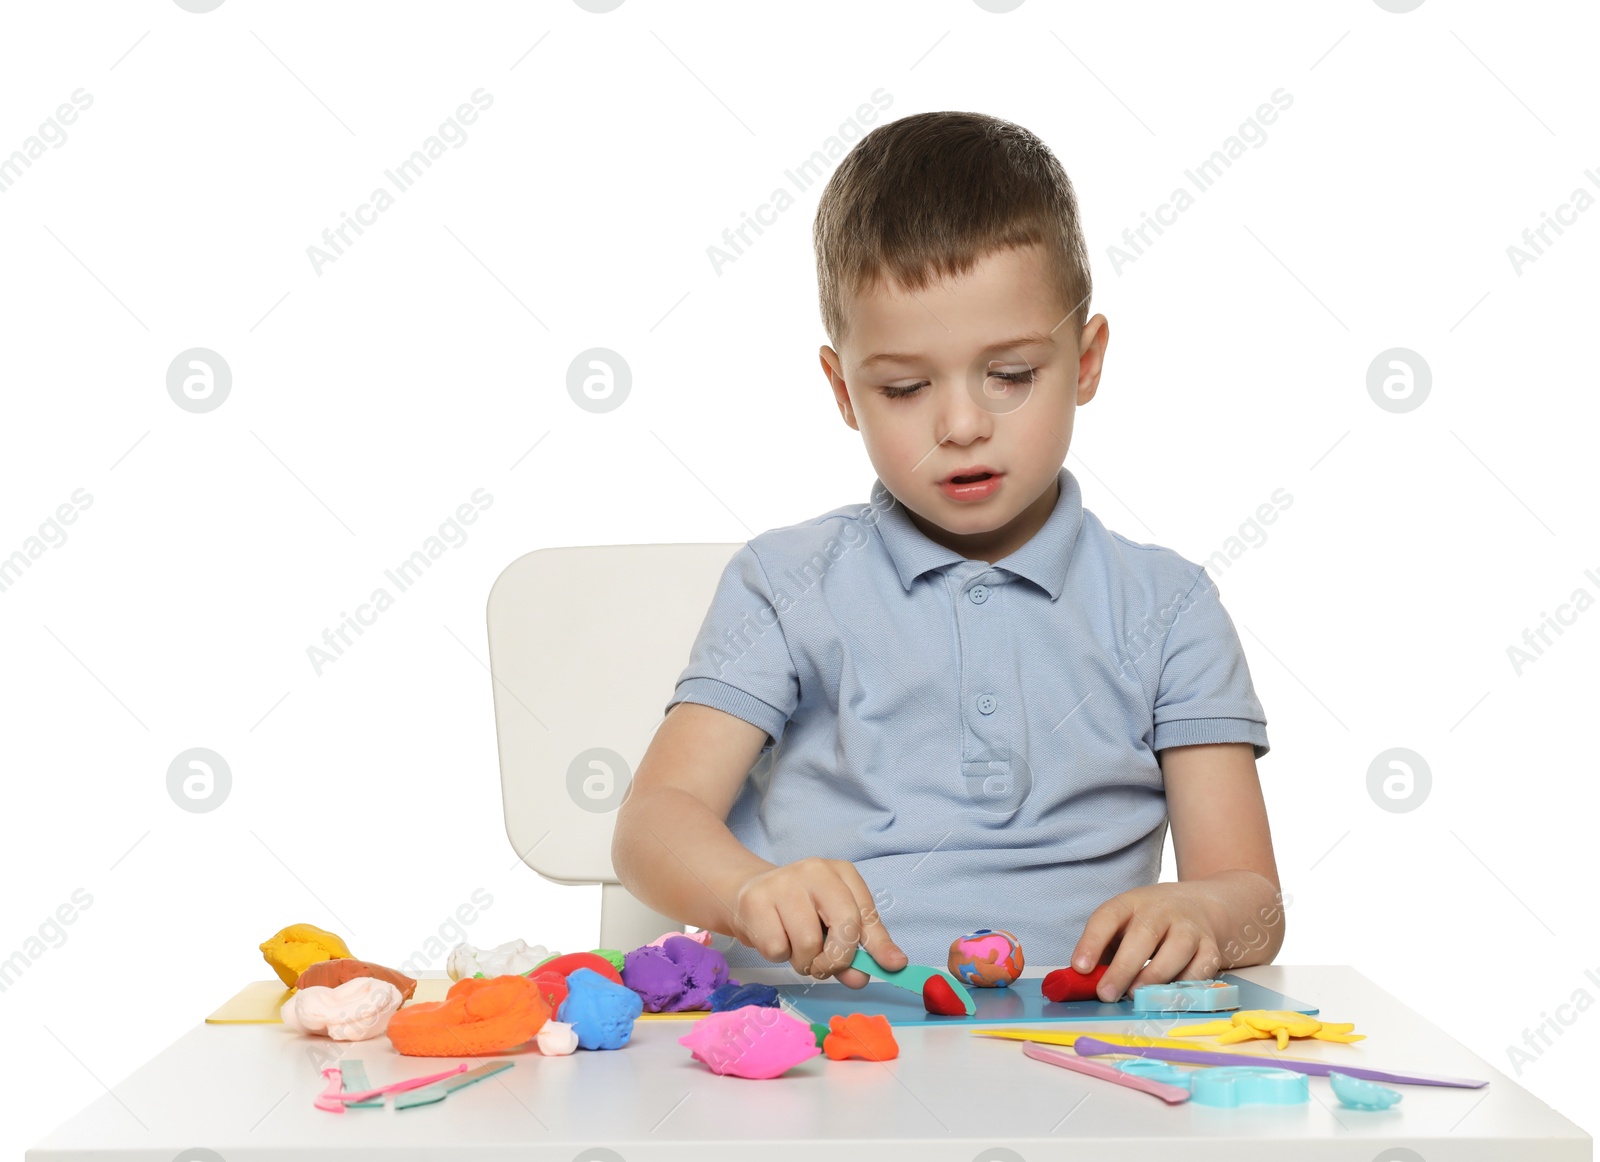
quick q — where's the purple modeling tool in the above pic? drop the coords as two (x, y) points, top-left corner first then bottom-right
(1071, 1036), (1488, 1089)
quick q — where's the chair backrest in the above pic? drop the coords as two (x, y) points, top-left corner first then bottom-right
(486, 542), (744, 953)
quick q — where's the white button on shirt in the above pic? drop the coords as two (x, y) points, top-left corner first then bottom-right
(665, 467), (1270, 971)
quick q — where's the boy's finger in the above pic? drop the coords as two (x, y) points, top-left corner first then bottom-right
(1130, 929), (1199, 995)
(859, 923), (907, 971)
(839, 876), (906, 970)
(810, 882), (870, 977)
(836, 967), (870, 989)
(1099, 921), (1162, 1002)
(773, 894), (824, 973)
(1072, 896), (1131, 973)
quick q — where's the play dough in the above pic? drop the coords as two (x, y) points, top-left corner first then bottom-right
(536, 1019), (579, 1056)
(260, 923), (352, 987)
(622, 934), (736, 1012)
(1171, 1009), (1364, 1049)
(947, 928), (1025, 988)
(1042, 964), (1109, 1002)
(529, 969), (569, 1013)
(679, 1004), (822, 1079)
(823, 1013), (899, 1061)
(536, 951), (624, 986)
(280, 977), (402, 1041)
(558, 967), (644, 1050)
(648, 929), (714, 947)
(922, 975), (966, 1015)
(295, 957), (417, 1000)
(446, 939), (550, 981)
(709, 982), (779, 1012)
(386, 973), (550, 1056)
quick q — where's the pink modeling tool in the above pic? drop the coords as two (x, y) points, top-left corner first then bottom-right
(315, 1063), (469, 1112)
(1023, 1042), (1191, 1104)
(1072, 1036), (1488, 1089)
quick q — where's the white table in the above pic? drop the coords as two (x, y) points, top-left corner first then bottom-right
(28, 965), (1594, 1161)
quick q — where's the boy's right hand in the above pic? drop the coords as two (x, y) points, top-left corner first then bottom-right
(730, 856), (907, 988)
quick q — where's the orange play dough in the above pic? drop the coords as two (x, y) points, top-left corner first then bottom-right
(824, 1013), (899, 1061)
(387, 974), (550, 1057)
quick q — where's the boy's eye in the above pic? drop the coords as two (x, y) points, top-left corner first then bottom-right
(989, 368), (1037, 386)
(880, 368), (1037, 401)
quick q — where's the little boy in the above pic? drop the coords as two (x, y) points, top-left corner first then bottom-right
(612, 111), (1283, 1001)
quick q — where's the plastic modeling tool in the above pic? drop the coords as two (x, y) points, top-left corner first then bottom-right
(337, 1059), (385, 1109)
(1072, 1036), (1488, 1089)
(1022, 1042), (1191, 1103)
(1329, 1070), (1403, 1110)
(975, 1029), (1277, 1053)
(315, 1063), (468, 1112)
(396, 1060), (514, 1109)
(1131, 979), (1240, 1012)
(849, 949), (976, 1016)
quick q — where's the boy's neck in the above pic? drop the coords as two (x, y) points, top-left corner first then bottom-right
(905, 473), (1061, 566)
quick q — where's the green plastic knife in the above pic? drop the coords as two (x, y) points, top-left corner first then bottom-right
(394, 1060), (514, 1110)
(849, 948), (977, 1015)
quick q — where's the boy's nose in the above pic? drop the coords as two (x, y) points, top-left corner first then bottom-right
(935, 381), (995, 444)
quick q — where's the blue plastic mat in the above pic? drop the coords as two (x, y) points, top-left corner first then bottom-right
(775, 972), (1318, 1029)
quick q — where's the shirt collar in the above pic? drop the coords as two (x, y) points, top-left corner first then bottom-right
(869, 466), (1084, 601)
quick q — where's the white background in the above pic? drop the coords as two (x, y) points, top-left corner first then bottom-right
(2, 0), (1596, 1154)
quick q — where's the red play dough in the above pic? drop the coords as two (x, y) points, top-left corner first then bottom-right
(1042, 964), (1108, 1003)
(528, 969), (569, 1013)
(533, 952), (623, 986)
(922, 975), (967, 1015)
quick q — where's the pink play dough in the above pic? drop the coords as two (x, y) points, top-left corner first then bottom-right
(678, 1004), (821, 1079)
(647, 929), (713, 948)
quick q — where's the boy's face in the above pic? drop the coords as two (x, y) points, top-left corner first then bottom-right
(820, 242), (1109, 564)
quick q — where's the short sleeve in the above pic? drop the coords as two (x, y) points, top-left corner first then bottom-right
(664, 544), (800, 753)
(1151, 567), (1270, 760)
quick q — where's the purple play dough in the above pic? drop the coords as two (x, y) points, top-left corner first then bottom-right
(623, 935), (738, 1012)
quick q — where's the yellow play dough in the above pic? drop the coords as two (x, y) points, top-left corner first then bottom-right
(1170, 1008), (1366, 1050)
(259, 923), (353, 987)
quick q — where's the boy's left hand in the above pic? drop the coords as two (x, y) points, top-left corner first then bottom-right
(1068, 881), (1226, 1003)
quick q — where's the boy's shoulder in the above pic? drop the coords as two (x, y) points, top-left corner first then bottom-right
(742, 497), (879, 562)
(1086, 509), (1213, 598)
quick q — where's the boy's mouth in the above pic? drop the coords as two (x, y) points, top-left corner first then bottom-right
(950, 473), (992, 484)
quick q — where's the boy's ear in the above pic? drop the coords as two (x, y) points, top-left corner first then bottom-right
(820, 346), (858, 430)
(1076, 314), (1110, 406)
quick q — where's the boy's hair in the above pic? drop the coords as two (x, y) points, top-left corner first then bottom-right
(813, 111), (1093, 352)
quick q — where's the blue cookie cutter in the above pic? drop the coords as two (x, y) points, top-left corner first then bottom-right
(1116, 1060), (1309, 1106)
(1188, 1066), (1309, 1108)
(1130, 979), (1241, 1013)
(1329, 1070), (1403, 1110)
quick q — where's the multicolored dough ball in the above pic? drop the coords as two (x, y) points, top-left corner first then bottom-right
(947, 928), (1025, 988)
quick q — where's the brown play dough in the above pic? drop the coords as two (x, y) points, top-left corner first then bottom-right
(294, 958), (417, 1000)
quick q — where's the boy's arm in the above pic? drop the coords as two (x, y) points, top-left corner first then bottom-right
(1068, 739), (1286, 998)
(610, 701), (777, 937)
(615, 703), (907, 986)
(1160, 741), (1285, 970)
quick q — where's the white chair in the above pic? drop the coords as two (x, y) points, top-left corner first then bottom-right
(486, 542), (745, 953)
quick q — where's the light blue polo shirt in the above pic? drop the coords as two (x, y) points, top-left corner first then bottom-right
(664, 466), (1269, 973)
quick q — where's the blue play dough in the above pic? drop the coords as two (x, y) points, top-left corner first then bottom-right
(557, 967), (644, 1050)
(708, 982), (780, 1012)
